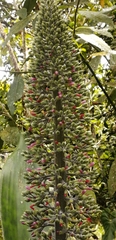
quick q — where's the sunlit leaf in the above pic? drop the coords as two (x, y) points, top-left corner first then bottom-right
(59, 0), (90, 9)
(76, 33), (111, 53)
(17, 8), (27, 19)
(79, 10), (114, 27)
(3, 14), (35, 46)
(94, 29), (113, 39)
(0, 126), (20, 146)
(76, 27), (93, 34)
(1, 133), (32, 240)
(7, 75), (24, 115)
(76, 26), (113, 39)
(102, 6), (116, 14)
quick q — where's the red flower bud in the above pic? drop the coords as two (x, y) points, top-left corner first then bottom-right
(85, 179), (90, 184)
(78, 221), (83, 226)
(66, 154), (70, 159)
(82, 190), (86, 195)
(54, 71), (59, 75)
(89, 162), (94, 167)
(87, 217), (92, 223)
(58, 91), (62, 98)
(76, 93), (82, 97)
(27, 142), (36, 149)
(30, 111), (37, 116)
(79, 113), (84, 119)
(30, 204), (35, 210)
(60, 223), (63, 227)
(56, 201), (60, 207)
(41, 158), (46, 164)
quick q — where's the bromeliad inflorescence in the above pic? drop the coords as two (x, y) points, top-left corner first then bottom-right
(22, 0), (99, 239)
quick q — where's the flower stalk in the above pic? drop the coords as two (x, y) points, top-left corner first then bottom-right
(22, 0), (100, 239)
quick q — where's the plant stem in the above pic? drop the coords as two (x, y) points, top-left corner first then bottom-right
(53, 89), (66, 240)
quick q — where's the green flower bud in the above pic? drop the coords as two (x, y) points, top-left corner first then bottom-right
(22, 0), (100, 239)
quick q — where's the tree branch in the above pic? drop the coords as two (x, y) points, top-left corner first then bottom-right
(73, 0), (81, 38)
(80, 53), (116, 113)
(0, 22), (20, 72)
(0, 70), (29, 74)
(21, 29), (27, 72)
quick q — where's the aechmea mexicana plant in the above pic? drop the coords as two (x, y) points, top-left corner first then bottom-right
(22, 0), (100, 239)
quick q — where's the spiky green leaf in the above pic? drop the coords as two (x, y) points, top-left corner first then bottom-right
(1, 133), (31, 240)
(7, 75), (24, 115)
